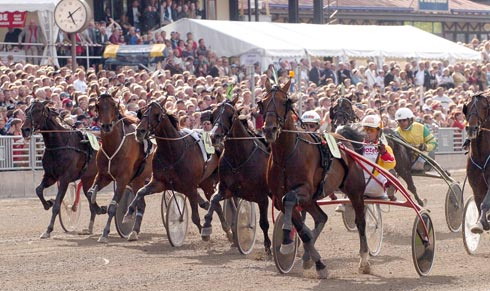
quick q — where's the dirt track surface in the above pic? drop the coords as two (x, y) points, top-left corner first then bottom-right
(1, 171), (490, 291)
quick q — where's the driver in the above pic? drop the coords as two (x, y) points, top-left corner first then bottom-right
(395, 108), (437, 171)
(336, 115), (396, 212)
(301, 110), (321, 132)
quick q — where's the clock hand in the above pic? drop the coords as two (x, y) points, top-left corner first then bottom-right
(71, 7), (81, 15)
(68, 12), (76, 25)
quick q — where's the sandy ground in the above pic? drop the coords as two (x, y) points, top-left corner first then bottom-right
(1, 171), (490, 291)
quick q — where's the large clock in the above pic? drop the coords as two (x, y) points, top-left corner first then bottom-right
(54, 0), (92, 33)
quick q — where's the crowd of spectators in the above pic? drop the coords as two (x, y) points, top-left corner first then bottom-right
(1, 30), (490, 168)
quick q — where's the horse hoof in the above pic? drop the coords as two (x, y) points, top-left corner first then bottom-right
(201, 226), (212, 237)
(97, 206), (107, 215)
(97, 235), (109, 243)
(316, 266), (328, 279)
(44, 199), (55, 210)
(471, 222), (484, 234)
(127, 231), (139, 241)
(78, 229), (93, 235)
(303, 259), (314, 270)
(358, 263), (371, 274)
(280, 242), (295, 255)
(226, 231), (234, 243)
(40, 231), (50, 239)
(265, 248), (272, 259)
(201, 235), (210, 242)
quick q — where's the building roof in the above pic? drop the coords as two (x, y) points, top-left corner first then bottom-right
(264, 0), (490, 14)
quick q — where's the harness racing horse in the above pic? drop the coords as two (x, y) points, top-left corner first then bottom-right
(463, 92), (490, 233)
(88, 93), (153, 243)
(123, 99), (219, 237)
(21, 101), (106, 238)
(330, 97), (424, 205)
(200, 97), (272, 255)
(259, 80), (369, 278)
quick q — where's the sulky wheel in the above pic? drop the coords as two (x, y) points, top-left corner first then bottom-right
(272, 212), (298, 274)
(233, 200), (257, 255)
(342, 204), (357, 232)
(115, 188), (136, 238)
(223, 198), (237, 228)
(365, 204), (383, 256)
(411, 210), (436, 276)
(462, 196), (481, 255)
(160, 191), (172, 228)
(445, 183), (464, 233)
(59, 182), (82, 233)
(166, 192), (189, 247)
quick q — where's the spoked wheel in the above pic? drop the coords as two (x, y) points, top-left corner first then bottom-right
(59, 182), (82, 233)
(412, 211), (436, 276)
(166, 192), (189, 247)
(115, 188), (135, 238)
(223, 198), (237, 227)
(342, 204), (357, 232)
(462, 196), (481, 255)
(234, 200), (257, 255)
(160, 191), (172, 227)
(445, 183), (464, 233)
(366, 204), (383, 256)
(272, 212), (298, 274)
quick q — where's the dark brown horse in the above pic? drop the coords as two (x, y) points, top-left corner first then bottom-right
(21, 101), (106, 238)
(463, 92), (490, 233)
(200, 96), (272, 255)
(123, 99), (218, 236)
(259, 80), (369, 278)
(330, 97), (424, 205)
(88, 93), (154, 243)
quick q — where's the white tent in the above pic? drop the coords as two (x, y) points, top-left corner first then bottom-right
(0, 0), (60, 66)
(156, 19), (481, 67)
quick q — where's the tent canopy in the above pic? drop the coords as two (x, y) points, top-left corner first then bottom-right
(156, 19), (481, 62)
(0, 0), (59, 12)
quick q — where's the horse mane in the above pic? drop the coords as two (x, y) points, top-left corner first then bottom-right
(335, 125), (364, 154)
(166, 112), (180, 130)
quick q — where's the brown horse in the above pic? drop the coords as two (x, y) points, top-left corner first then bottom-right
(123, 99), (218, 236)
(330, 96), (424, 205)
(463, 92), (490, 233)
(88, 93), (153, 243)
(21, 101), (106, 238)
(200, 97), (272, 255)
(259, 79), (369, 278)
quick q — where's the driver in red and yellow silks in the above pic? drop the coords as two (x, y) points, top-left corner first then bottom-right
(360, 115), (396, 199)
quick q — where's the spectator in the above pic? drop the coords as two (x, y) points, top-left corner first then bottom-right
(18, 20), (45, 65)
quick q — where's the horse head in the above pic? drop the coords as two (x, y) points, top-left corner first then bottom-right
(257, 79), (292, 143)
(21, 100), (51, 139)
(463, 93), (490, 140)
(136, 98), (178, 142)
(330, 96), (356, 131)
(96, 93), (121, 133)
(210, 94), (239, 148)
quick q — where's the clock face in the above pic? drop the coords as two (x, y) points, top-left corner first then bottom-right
(54, 0), (90, 33)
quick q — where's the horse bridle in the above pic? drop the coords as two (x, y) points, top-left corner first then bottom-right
(466, 94), (490, 135)
(212, 101), (235, 136)
(262, 86), (291, 129)
(142, 101), (167, 135)
(332, 97), (356, 127)
(97, 95), (124, 130)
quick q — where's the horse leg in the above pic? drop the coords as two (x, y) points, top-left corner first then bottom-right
(301, 203), (328, 270)
(397, 167), (424, 206)
(88, 174), (112, 205)
(98, 180), (127, 243)
(187, 189), (203, 233)
(258, 197), (272, 257)
(472, 182), (490, 233)
(290, 208), (327, 279)
(79, 176), (107, 235)
(40, 180), (69, 239)
(202, 190), (226, 241)
(347, 192), (370, 274)
(124, 179), (164, 223)
(36, 175), (56, 210)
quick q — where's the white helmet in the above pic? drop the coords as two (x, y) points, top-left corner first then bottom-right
(301, 110), (321, 124)
(395, 108), (415, 121)
(361, 115), (382, 128)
